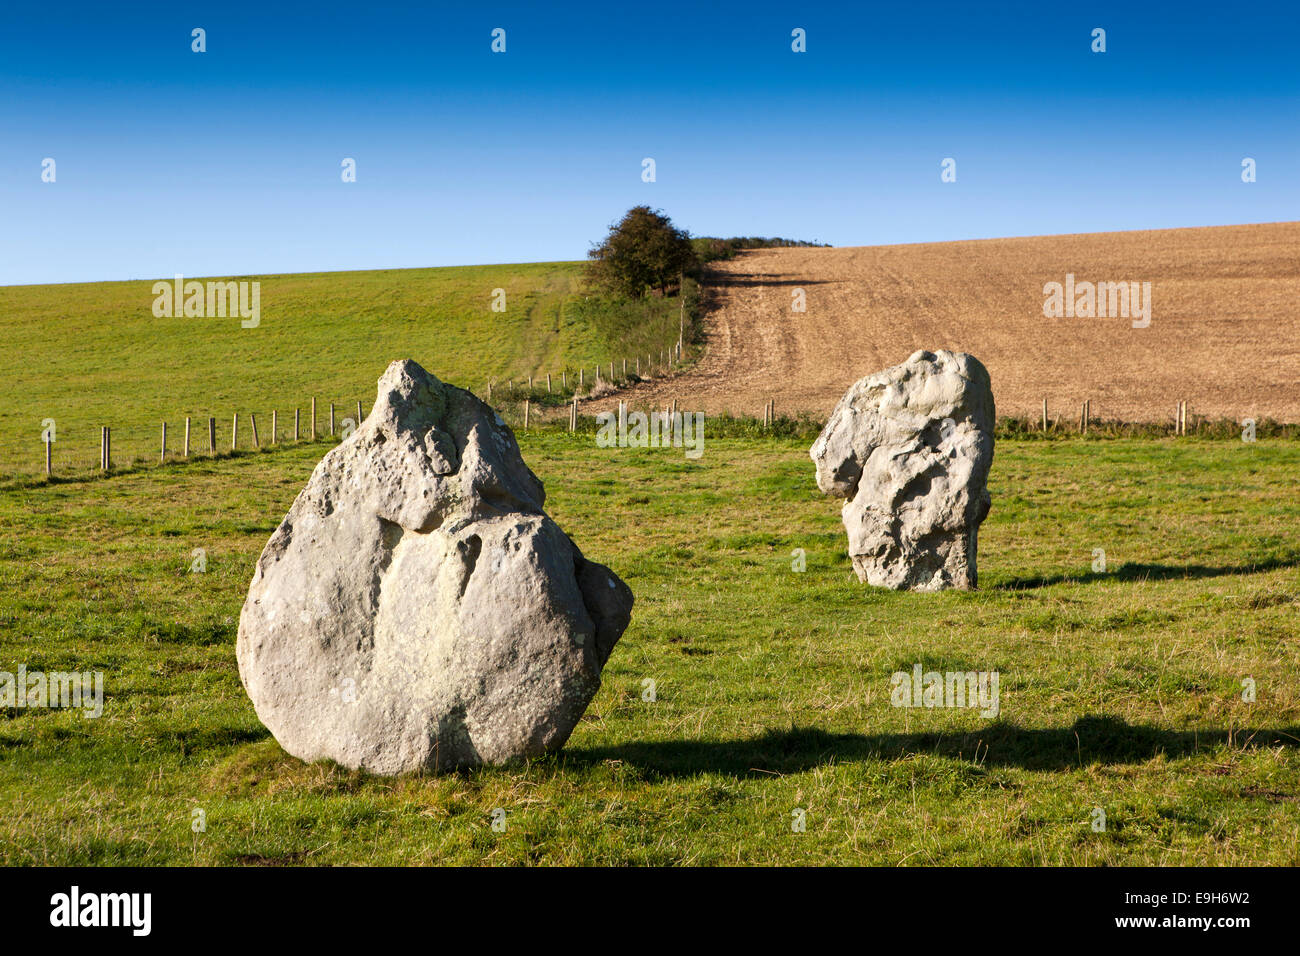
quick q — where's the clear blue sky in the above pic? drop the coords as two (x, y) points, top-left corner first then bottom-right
(1, 0), (1296, 285)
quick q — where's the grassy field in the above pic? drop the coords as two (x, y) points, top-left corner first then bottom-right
(0, 262), (688, 479)
(2, 430), (1297, 865)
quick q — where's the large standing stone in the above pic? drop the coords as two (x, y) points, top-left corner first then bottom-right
(237, 359), (633, 774)
(810, 350), (994, 591)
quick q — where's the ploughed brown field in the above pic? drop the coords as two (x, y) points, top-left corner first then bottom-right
(618, 221), (1300, 424)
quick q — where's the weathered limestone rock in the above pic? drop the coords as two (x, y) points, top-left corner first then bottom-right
(810, 350), (994, 591)
(237, 359), (633, 773)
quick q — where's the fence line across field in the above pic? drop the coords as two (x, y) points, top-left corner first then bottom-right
(30, 375), (1219, 479)
(35, 400), (365, 476)
(32, 341), (682, 475)
(22, 339), (708, 478)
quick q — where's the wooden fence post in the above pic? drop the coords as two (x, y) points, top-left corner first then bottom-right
(570, 396), (577, 432)
(356, 400), (362, 426)
(250, 413), (260, 449)
(487, 382), (493, 403)
(160, 421), (167, 462)
(271, 410), (278, 445)
(678, 276), (685, 355)
(45, 437), (52, 477)
(184, 417), (191, 457)
(329, 402), (335, 437)
(547, 373), (552, 393)
(294, 408), (300, 442)
(101, 426), (110, 472)
(208, 417), (216, 454)
(562, 370), (567, 389)
(1041, 398), (1048, 431)
(231, 413), (238, 451)
(579, 369), (584, 388)
(524, 399), (530, 431)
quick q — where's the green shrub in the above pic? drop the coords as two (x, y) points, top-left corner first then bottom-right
(586, 206), (695, 298)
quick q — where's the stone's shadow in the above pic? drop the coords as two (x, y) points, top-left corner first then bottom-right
(993, 553), (1300, 591)
(572, 716), (1300, 777)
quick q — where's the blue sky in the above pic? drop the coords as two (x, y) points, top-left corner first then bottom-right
(1, 1), (1296, 285)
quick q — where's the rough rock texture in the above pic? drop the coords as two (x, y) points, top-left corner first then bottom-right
(237, 359), (633, 774)
(810, 350), (994, 591)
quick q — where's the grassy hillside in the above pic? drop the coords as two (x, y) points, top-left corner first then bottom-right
(1, 431), (1297, 864)
(0, 263), (687, 479)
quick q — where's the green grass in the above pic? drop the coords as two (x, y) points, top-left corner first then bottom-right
(1, 433), (1297, 865)
(0, 262), (688, 479)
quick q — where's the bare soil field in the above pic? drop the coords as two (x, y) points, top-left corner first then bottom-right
(615, 222), (1300, 424)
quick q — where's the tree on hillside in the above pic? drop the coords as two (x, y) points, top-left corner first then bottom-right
(586, 206), (696, 298)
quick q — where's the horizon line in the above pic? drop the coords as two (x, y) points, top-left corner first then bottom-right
(3, 218), (1294, 291)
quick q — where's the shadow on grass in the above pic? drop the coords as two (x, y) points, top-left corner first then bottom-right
(993, 553), (1300, 591)
(573, 716), (1300, 776)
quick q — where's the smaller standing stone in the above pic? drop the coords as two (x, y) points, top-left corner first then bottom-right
(810, 349), (994, 591)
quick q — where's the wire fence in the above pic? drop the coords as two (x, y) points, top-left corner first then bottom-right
(6, 342), (695, 482)
(13, 382), (1298, 486)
